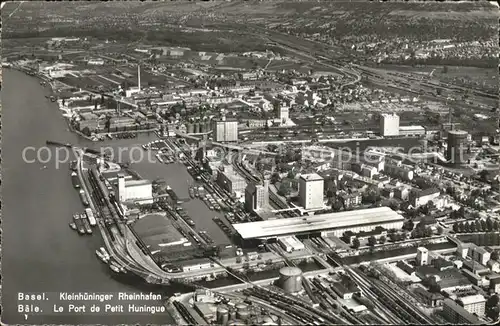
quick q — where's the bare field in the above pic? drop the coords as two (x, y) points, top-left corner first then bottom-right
(388, 10), (500, 21)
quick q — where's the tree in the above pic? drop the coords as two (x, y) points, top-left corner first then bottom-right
(436, 226), (444, 235)
(368, 236), (377, 247)
(475, 220), (483, 232)
(363, 186), (381, 204)
(486, 295), (500, 320)
(379, 236), (387, 244)
(494, 220), (500, 231)
(464, 222), (471, 233)
(452, 223), (460, 233)
(491, 250), (499, 261)
(332, 199), (343, 212)
(424, 227), (433, 238)
(481, 219), (488, 232)
(403, 220), (415, 231)
(278, 182), (291, 197)
(352, 238), (360, 249)
(457, 222), (465, 233)
(487, 217), (494, 231)
(270, 172), (280, 184)
(469, 222), (477, 233)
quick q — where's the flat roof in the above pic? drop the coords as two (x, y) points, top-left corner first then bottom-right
(399, 125), (425, 131)
(126, 180), (152, 187)
(444, 299), (482, 324)
(233, 207), (404, 239)
(299, 173), (324, 182)
(458, 294), (486, 305)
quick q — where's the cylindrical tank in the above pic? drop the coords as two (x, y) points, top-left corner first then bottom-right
(446, 130), (468, 164)
(187, 123), (194, 134)
(235, 303), (247, 311)
(205, 120), (211, 132)
(217, 306), (229, 325)
(229, 309), (237, 321)
(236, 309), (250, 321)
(200, 122), (207, 133)
(279, 266), (303, 293)
(194, 122), (200, 134)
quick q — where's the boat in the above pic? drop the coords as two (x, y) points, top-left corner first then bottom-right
(189, 187), (195, 199)
(73, 214), (85, 235)
(49, 96), (56, 102)
(99, 247), (110, 259)
(85, 208), (97, 226)
(69, 222), (77, 230)
(156, 154), (164, 164)
(71, 172), (80, 188)
(109, 264), (121, 273)
(79, 189), (89, 206)
(70, 160), (77, 171)
(96, 250), (109, 263)
(107, 134), (113, 140)
(81, 214), (92, 234)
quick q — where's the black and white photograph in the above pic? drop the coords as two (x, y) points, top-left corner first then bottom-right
(1, 0), (499, 324)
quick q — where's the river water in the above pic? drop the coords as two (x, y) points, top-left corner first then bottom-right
(1, 69), (179, 324)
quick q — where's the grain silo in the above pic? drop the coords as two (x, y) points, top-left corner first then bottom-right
(229, 309), (237, 321)
(235, 303), (247, 311)
(236, 309), (250, 321)
(200, 122), (207, 133)
(217, 305), (229, 325)
(187, 122), (194, 134)
(205, 120), (212, 132)
(194, 122), (200, 134)
(278, 266), (303, 294)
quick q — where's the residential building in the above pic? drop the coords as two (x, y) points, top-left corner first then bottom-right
(380, 113), (400, 137)
(470, 246), (491, 266)
(410, 188), (441, 207)
(457, 294), (486, 317)
(416, 247), (429, 266)
(339, 192), (362, 209)
(442, 298), (482, 324)
(245, 180), (269, 212)
(299, 173), (325, 210)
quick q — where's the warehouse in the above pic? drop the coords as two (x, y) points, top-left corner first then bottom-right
(233, 207), (405, 240)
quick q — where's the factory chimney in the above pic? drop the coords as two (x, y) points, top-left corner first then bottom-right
(137, 65), (141, 91)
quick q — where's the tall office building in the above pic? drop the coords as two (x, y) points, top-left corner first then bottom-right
(380, 113), (400, 137)
(299, 173), (325, 210)
(213, 116), (238, 142)
(446, 130), (469, 165)
(245, 179), (269, 212)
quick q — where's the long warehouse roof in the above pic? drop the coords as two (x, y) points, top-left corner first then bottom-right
(233, 207), (404, 239)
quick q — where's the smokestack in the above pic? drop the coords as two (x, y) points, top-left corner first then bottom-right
(138, 65), (141, 91)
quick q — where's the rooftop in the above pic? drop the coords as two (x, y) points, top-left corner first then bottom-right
(443, 299), (482, 324)
(399, 125), (425, 131)
(125, 179), (152, 187)
(300, 173), (324, 182)
(458, 294), (486, 305)
(233, 207), (404, 239)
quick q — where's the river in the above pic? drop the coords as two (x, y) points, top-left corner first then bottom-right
(1, 69), (179, 324)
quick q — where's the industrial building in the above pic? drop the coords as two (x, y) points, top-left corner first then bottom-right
(244, 180), (269, 212)
(442, 298), (482, 324)
(446, 130), (469, 165)
(380, 113), (400, 137)
(278, 267), (303, 294)
(299, 173), (325, 210)
(233, 207), (405, 240)
(117, 174), (153, 204)
(217, 165), (247, 196)
(399, 125), (426, 137)
(213, 116), (238, 142)
(410, 188), (441, 207)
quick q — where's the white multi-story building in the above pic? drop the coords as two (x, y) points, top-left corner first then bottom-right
(245, 180), (269, 212)
(213, 117), (238, 142)
(457, 294), (486, 317)
(117, 175), (153, 204)
(299, 173), (325, 210)
(380, 113), (400, 137)
(471, 246), (491, 266)
(416, 247), (429, 266)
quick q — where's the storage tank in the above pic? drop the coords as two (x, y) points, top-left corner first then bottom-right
(446, 129), (468, 165)
(279, 266), (303, 293)
(187, 123), (194, 134)
(200, 122), (207, 133)
(205, 120), (212, 132)
(194, 122), (200, 134)
(229, 309), (237, 321)
(217, 306), (229, 325)
(235, 303), (247, 311)
(236, 309), (250, 321)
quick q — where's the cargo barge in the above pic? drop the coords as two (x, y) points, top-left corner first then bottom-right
(79, 189), (89, 206)
(70, 160), (77, 171)
(71, 172), (80, 188)
(73, 214), (85, 235)
(80, 214), (93, 234)
(85, 208), (97, 226)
